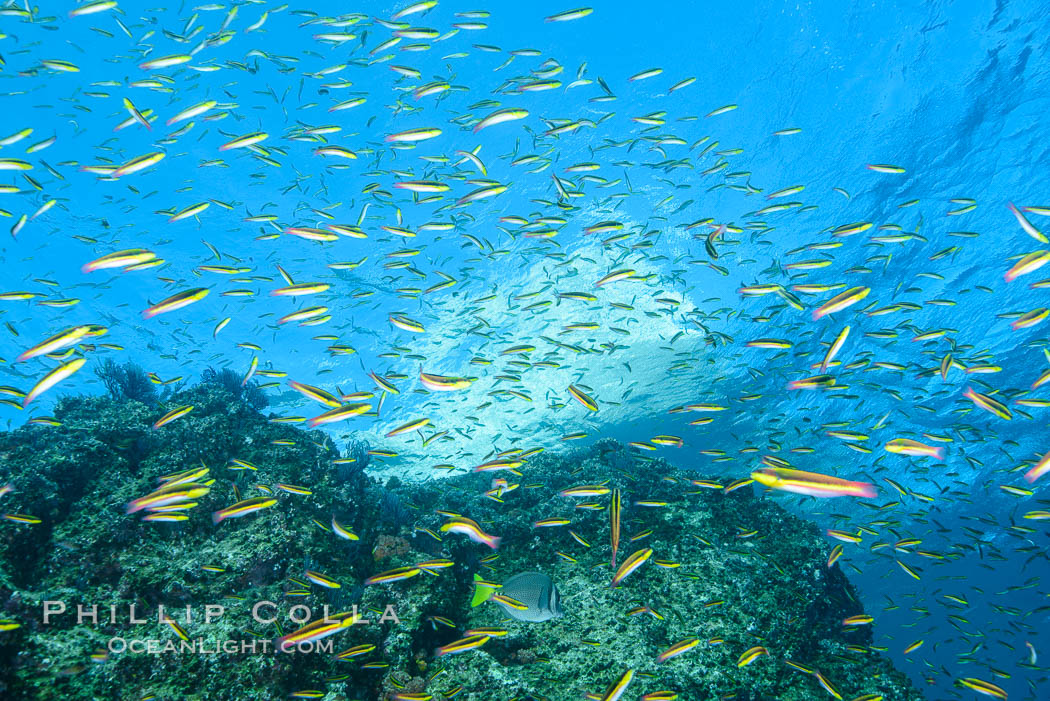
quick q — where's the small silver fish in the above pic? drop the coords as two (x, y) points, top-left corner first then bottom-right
(495, 571), (563, 622)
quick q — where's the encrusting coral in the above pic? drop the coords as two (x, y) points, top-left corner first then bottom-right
(0, 382), (923, 701)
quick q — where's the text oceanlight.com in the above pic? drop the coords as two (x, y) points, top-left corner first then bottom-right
(41, 601), (401, 655)
(108, 638), (336, 655)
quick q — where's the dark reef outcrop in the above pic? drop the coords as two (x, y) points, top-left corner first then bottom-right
(0, 385), (923, 700)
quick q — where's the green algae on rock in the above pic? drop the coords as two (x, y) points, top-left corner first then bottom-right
(0, 388), (923, 701)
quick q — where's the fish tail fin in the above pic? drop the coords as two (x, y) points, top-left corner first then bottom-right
(470, 573), (496, 607)
(211, 510), (225, 525)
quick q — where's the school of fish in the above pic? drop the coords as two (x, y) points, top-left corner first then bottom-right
(0, 2), (1048, 700)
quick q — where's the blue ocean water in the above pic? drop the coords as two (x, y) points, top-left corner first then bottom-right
(1, 1), (1049, 698)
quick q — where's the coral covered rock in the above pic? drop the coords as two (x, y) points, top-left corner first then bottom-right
(0, 392), (922, 701)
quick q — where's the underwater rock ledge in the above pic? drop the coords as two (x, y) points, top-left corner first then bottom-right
(0, 388), (924, 701)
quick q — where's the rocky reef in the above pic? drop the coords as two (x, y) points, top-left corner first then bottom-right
(0, 382), (923, 700)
